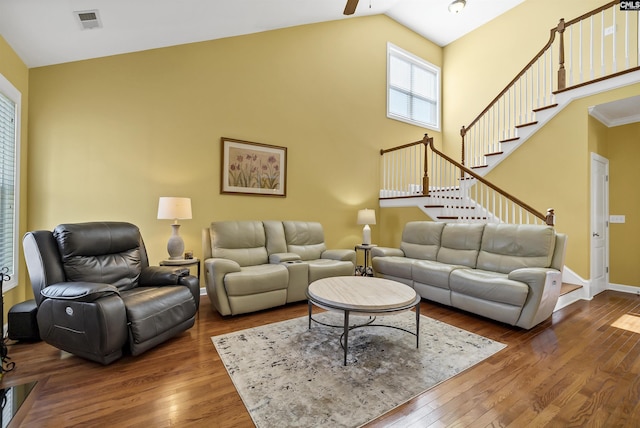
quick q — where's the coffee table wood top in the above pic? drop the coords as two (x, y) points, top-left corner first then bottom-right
(307, 276), (417, 311)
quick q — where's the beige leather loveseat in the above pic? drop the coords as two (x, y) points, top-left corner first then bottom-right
(371, 222), (567, 329)
(202, 220), (356, 315)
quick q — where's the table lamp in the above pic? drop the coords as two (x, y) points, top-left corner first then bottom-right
(157, 197), (192, 260)
(357, 209), (376, 245)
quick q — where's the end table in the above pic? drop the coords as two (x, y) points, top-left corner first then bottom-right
(159, 258), (200, 280)
(354, 244), (376, 276)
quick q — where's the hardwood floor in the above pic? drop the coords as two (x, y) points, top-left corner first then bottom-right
(3, 290), (640, 427)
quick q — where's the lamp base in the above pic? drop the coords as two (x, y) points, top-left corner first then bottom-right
(362, 224), (371, 246)
(167, 223), (185, 260)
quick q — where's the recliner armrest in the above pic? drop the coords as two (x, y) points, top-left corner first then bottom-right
(321, 249), (356, 262)
(41, 282), (119, 302)
(269, 252), (302, 263)
(139, 266), (189, 286)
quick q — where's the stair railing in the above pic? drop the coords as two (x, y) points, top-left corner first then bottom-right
(380, 134), (554, 226)
(462, 1), (639, 169)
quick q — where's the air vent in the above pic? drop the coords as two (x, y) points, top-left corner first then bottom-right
(74, 9), (102, 30)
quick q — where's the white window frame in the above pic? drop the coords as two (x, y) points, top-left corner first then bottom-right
(386, 43), (441, 131)
(0, 73), (21, 291)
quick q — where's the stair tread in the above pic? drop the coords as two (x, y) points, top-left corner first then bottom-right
(499, 137), (520, 143)
(515, 121), (538, 128)
(561, 283), (582, 295)
(485, 151), (503, 157)
(532, 103), (558, 113)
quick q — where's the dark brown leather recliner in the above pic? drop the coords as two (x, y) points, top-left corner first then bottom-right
(23, 222), (200, 365)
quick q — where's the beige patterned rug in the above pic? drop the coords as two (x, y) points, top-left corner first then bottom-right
(212, 311), (506, 428)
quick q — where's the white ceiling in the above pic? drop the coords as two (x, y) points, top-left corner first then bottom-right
(589, 96), (640, 127)
(0, 0), (524, 68)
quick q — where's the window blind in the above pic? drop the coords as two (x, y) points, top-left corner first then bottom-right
(387, 43), (440, 130)
(0, 90), (16, 278)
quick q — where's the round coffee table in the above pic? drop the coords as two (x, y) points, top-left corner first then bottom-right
(306, 276), (421, 365)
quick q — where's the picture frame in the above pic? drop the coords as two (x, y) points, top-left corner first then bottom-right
(220, 137), (287, 197)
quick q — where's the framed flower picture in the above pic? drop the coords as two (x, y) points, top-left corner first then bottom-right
(220, 137), (287, 197)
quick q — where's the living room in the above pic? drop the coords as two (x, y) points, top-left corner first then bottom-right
(1, 0), (640, 425)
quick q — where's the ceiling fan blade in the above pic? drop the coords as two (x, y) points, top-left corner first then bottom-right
(344, 0), (359, 15)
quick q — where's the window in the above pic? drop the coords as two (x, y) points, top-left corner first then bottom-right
(387, 43), (440, 131)
(0, 73), (20, 291)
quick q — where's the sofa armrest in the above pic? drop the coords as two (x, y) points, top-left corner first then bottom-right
(371, 247), (405, 258)
(139, 266), (189, 286)
(204, 258), (242, 316)
(322, 249), (356, 264)
(41, 282), (119, 302)
(509, 268), (562, 329)
(269, 252), (302, 263)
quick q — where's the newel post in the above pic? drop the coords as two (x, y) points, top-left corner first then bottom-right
(422, 134), (430, 196)
(557, 19), (566, 91)
(545, 208), (555, 226)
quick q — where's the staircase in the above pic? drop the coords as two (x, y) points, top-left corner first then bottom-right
(380, 0), (640, 225)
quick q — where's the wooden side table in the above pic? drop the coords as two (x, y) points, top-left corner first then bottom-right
(354, 244), (376, 276)
(159, 258), (200, 280)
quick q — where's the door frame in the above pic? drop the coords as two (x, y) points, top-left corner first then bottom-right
(590, 152), (609, 297)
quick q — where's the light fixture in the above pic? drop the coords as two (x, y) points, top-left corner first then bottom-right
(157, 197), (192, 260)
(448, 0), (466, 14)
(357, 209), (376, 245)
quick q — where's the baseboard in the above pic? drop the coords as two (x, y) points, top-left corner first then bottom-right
(608, 283), (640, 296)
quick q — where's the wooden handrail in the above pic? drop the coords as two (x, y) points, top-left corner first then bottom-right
(421, 134), (550, 224)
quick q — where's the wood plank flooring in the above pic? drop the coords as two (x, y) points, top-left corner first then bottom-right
(3, 290), (640, 427)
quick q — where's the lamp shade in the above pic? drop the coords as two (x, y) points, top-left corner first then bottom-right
(357, 209), (376, 225)
(157, 197), (192, 220)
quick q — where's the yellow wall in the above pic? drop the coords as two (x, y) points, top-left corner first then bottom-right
(0, 36), (30, 312)
(608, 122), (640, 286)
(27, 16), (442, 270)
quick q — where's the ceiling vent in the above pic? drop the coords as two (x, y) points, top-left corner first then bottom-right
(74, 9), (102, 30)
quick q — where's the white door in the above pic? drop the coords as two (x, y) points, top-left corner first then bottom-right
(590, 153), (609, 297)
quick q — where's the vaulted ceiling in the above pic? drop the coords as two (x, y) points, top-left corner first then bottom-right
(0, 0), (524, 68)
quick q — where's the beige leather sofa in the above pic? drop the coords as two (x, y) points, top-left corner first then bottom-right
(202, 220), (356, 316)
(371, 222), (567, 329)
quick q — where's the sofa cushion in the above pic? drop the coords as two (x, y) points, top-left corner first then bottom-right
(210, 221), (268, 267)
(476, 224), (556, 274)
(224, 264), (289, 296)
(400, 221), (445, 260)
(53, 222), (142, 291)
(283, 221), (327, 260)
(412, 260), (464, 290)
(263, 220), (288, 255)
(372, 256), (414, 280)
(449, 268), (529, 306)
(306, 259), (354, 283)
(436, 223), (484, 268)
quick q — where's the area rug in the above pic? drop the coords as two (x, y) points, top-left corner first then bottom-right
(212, 311), (506, 428)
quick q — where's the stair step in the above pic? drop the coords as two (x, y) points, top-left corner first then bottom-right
(532, 103), (558, 113)
(437, 216), (488, 220)
(471, 165), (488, 169)
(560, 283), (582, 296)
(428, 195), (462, 200)
(499, 137), (520, 143)
(485, 151), (503, 157)
(426, 205), (476, 210)
(515, 121), (538, 129)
